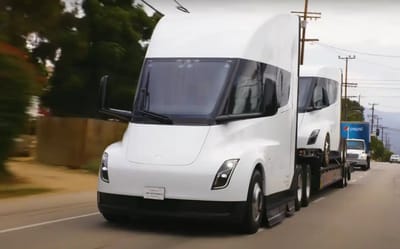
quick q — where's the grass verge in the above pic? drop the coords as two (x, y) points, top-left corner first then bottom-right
(81, 159), (100, 174)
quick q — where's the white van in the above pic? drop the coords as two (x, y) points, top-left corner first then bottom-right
(97, 13), (300, 233)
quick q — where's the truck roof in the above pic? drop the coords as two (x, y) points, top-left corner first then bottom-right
(300, 65), (341, 83)
(146, 13), (299, 71)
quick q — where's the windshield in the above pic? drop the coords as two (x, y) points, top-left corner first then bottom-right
(134, 58), (233, 122)
(347, 140), (365, 150)
(298, 77), (315, 113)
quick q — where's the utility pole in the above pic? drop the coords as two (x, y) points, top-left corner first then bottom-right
(339, 55), (356, 120)
(369, 103), (378, 134)
(291, 0), (321, 65)
(381, 126), (386, 141)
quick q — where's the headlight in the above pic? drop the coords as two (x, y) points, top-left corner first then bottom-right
(211, 159), (239, 190)
(359, 153), (367, 160)
(100, 152), (109, 183)
(307, 129), (320, 145)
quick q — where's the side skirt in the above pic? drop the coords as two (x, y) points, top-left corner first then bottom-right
(264, 190), (295, 227)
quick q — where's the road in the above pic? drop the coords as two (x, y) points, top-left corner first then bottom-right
(1, 162), (400, 249)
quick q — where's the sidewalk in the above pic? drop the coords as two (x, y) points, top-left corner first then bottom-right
(0, 158), (98, 199)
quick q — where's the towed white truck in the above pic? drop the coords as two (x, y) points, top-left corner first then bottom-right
(297, 66), (350, 205)
(97, 12), (348, 234)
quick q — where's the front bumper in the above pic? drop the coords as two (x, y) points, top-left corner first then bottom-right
(97, 192), (246, 221)
(347, 158), (367, 166)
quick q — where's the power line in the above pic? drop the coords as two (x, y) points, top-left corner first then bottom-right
(317, 42), (400, 58)
(356, 86), (400, 89)
(349, 79), (400, 82)
(356, 58), (400, 71)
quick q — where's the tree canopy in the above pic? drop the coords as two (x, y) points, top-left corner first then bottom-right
(41, 0), (159, 117)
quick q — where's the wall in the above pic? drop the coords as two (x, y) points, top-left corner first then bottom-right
(37, 117), (127, 168)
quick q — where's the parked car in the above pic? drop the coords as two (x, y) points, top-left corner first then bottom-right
(390, 154), (400, 163)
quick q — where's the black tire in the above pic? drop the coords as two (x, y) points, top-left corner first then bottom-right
(241, 170), (264, 234)
(336, 168), (347, 188)
(340, 138), (347, 164)
(294, 166), (303, 211)
(301, 164), (311, 207)
(101, 213), (127, 224)
(322, 134), (330, 167)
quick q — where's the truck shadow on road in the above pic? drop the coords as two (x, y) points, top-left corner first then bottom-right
(98, 217), (245, 237)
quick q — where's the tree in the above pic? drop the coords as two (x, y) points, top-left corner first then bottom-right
(370, 136), (392, 161)
(342, 99), (364, 121)
(0, 43), (37, 177)
(42, 0), (159, 117)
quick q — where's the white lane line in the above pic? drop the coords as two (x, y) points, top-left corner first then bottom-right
(0, 212), (100, 235)
(313, 197), (325, 203)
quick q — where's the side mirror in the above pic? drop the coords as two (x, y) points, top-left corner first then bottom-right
(263, 79), (278, 116)
(98, 75), (133, 121)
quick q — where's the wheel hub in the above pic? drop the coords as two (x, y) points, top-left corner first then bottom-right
(252, 183), (263, 222)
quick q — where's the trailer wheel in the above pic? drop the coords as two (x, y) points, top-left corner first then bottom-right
(322, 134), (330, 167)
(340, 138), (347, 164)
(241, 170), (264, 234)
(301, 164), (311, 207)
(294, 166), (303, 211)
(336, 168), (347, 188)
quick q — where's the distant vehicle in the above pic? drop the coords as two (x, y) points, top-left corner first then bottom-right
(390, 154), (400, 163)
(341, 122), (371, 170)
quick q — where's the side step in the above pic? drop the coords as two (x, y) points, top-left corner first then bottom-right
(265, 196), (295, 227)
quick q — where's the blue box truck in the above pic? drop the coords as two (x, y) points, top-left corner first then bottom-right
(341, 122), (371, 170)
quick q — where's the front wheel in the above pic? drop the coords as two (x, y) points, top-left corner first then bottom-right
(301, 164), (311, 207)
(241, 170), (264, 234)
(101, 212), (127, 224)
(294, 166), (303, 211)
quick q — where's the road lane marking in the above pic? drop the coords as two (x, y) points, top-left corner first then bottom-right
(0, 212), (100, 234)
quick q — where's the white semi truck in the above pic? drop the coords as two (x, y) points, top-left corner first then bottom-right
(97, 12), (348, 234)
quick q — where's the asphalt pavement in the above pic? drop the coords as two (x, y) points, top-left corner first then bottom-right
(1, 162), (400, 249)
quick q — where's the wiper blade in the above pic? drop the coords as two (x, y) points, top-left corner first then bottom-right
(136, 110), (173, 124)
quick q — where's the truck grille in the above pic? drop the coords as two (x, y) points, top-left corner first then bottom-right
(347, 153), (358, 159)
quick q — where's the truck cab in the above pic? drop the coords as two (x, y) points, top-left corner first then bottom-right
(346, 138), (369, 169)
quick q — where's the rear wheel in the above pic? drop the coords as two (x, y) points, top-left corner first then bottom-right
(294, 166), (303, 211)
(336, 168), (347, 188)
(301, 164), (311, 207)
(340, 138), (347, 164)
(241, 170), (264, 234)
